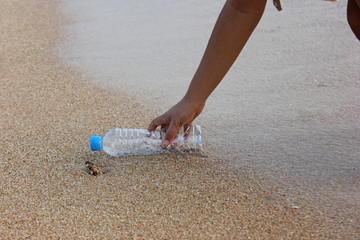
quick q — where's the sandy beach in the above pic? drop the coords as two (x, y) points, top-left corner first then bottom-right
(1, 0), (359, 238)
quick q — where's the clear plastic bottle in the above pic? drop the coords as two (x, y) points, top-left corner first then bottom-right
(90, 125), (202, 157)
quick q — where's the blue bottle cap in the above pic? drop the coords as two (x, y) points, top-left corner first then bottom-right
(90, 136), (103, 151)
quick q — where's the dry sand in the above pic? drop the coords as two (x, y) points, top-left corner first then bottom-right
(0, 0), (359, 238)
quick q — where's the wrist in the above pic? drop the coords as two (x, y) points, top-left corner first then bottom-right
(182, 92), (207, 108)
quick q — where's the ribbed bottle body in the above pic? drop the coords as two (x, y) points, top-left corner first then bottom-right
(100, 125), (202, 157)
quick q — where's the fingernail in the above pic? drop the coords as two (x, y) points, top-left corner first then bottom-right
(162, 140), (170, 148)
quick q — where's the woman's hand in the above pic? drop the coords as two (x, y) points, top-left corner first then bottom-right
(148, 0), (267, 148)
(147, 98), (205, 148)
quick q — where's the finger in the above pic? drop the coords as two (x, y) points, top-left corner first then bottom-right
(147, 116), (167, 132)
(147, 121), (157, 132)
(171, 135), (179, 149)
(162, 120), (181, 148)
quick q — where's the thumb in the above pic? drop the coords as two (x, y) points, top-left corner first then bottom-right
(162, 120), (180, 148)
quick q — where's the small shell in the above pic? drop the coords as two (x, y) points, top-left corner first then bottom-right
(273, 0), (282, 11)
(86, 161), (103, 176)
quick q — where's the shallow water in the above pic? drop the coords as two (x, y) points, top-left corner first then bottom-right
(58, 0), (360, 225)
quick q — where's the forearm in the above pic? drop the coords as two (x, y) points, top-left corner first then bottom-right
(348, 0), (360, 40)
(184, 0), (266, 103)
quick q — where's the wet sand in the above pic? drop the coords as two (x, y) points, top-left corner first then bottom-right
(0, 0), (359, 238)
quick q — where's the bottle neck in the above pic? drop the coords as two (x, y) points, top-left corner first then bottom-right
(99, 136), (103, 150)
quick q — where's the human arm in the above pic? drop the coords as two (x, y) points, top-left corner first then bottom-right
(148, 0), (267, 147)
(347, 0), (360, 40)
